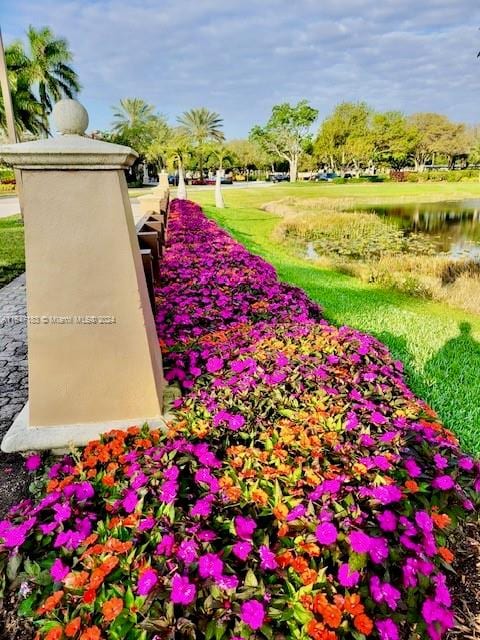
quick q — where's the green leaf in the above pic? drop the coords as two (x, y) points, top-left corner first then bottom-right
(7, 554), (22, 581)
(244, 569), (258, 587)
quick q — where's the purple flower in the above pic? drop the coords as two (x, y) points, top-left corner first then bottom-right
(198, 553), (224, 580)
(404, 458), (422, 477)
(432, 475), (455, 490)
(287, 505), (306, 521)
(170, 573), (196, 605)
(422, 599), (454, 633)
(177, 539), (199, 565)
(25, 454), (42, 472)
(338, 563), (360, 587)
(50, 558), (69, 582)
(377, 511), (397, 532)
(227, 414), (245, 430)
(138, 516), (155, 532)
(74, 482), (95, 502)
(190, 495), (214, 517)
(122, 490), (138, 514)
(370, 576), (401, 610)
(156, 534), (175, 556)
(232, 540), (252, 561)
(217, 574), (239, 590)
(206, 356), (224, 373)
(234, 516), (257, 540)
(194, 468), (219, 492)
(137, 568), (158, 596)
(315, 522), (338, 545)
(159, 480), (178, 503)
(415, 511), (433, 533)
(53, 502), (72, 523)
(240, 599), (265, 631)
(370, 411), (388, 425)
(349, 530), (371, 554)
(259, 545), (277, 570)
(371, 485), (402, 504)
(376, 619), (399, 640)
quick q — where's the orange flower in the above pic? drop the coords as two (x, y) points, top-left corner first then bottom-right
(432, 513), (452, 529)
(102, 597), (124, 622)
(321, 604), (342, 629)
(344, 594), (364, 617)
(251, 489), (269, 506)
(405, 480), (419, 493)
(45, 627), (63, 640)
(80, 626), (102, 640)
(276, 550), (293, 568)
(354, 614), (374, 635)
(278, 524), (289, 537)
(87, 568), (106, 590)
(291, 556), (309, 574)
(299, 542), (321, 557)
(102, 475), (115, 487)
(64, 571), (89, 589)
(301, 568), (318, 585)
(274, 503), (288, 520)
(438, 546), (454, 563)
(37, 590), (64, 614)
(65, 617), (82, 637)
(312, 593), (328, 614)
(100, 556), (119, 575)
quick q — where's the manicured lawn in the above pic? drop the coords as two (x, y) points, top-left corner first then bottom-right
(190, 182), (480, 455)
(0, 214), (25, 287)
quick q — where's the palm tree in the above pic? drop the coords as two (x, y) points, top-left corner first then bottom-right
(25, 26), (80, 115)
(177, 107), (224, 179)
(0, 42), (46, 138)
(111, 98), (155, 136)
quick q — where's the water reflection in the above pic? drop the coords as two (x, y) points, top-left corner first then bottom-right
(361, 199), (480, 257)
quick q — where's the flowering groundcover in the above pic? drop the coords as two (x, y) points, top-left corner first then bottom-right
(0, 199), (479, 640)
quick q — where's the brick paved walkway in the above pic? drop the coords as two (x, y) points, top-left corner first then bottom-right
(0, 274), (28, 440)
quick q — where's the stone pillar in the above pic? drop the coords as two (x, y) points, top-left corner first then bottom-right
(158, 170), (169, 189)
(177, 166), (187, 200)
(215, 170), (225, 209)
(0, 99), (166, 452)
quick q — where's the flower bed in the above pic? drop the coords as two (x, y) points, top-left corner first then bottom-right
(0, 199), (479, 640)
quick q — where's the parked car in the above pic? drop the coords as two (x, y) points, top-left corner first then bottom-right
(314, 172), (337, 182)
(267, 172), (290, 182)
(168, 175), (179, 186)
(204, 176), (233, 185)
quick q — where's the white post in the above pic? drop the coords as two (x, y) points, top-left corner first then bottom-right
(0, 99), (166, 452)
(215, 170), (224, 208)
(177, 163), (187, 200)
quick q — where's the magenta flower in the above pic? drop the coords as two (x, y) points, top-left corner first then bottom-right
(240, 599), (265, 630)
(122, 489), (138, 514)
(25, 454), (42, 472)
(232, 540), (252, 560)
(370, 576), (401, 610)
(198, 553), (224, 580)
(159, 480), (178, 503)
(156, 534), (174, 556)
(137, 568), (158, 596)
(315, 522), (338, 545)
(370, 411), (388, 425)
(338, 563), (360, 587)
(404, 458), (422, 477)
(287, 505), (306, 521)
(190, 495), (214, 517)
(371, 485), (402, 504)
(177, 539), (199, 565)
(376, 619), (399, 640)
(259, 545), (278, 570)
(170, 573), (196, 605)
(349, 530), (372, 554)
(234, 516), (257, 540)
(50, 558), (70, 582)
(377, 510), (397, 532)
(73, 482), (94, 502)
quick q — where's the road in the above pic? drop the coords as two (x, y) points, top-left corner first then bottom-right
(0, 181), (276, 219)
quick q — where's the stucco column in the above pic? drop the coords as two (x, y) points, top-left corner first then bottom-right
(0, 99), (166, 452)
(215, 170), (225, 208)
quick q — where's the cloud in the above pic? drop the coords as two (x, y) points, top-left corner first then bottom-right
(3, 0), (480, 136)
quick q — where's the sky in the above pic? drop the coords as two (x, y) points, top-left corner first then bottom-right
(2, 0), (480, 138)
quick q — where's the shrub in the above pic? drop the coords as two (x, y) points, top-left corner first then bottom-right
(0, 200), (479, 640)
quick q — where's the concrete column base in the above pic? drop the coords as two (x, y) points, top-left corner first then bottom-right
(1, 385), (180, 453)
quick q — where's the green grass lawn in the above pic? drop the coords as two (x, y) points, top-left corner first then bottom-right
(190, 182), (480, 454)
(0, 214), (25, 288)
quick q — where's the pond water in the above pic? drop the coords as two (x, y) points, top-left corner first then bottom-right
(361, 199), (480, 259)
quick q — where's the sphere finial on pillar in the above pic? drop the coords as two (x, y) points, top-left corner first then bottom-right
(52, 99), (89, 135)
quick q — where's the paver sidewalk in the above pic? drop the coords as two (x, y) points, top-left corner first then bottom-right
(0, 274), (27, 439)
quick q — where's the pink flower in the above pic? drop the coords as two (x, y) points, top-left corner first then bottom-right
(156, 534), (174, 556)
(371, 485), (402, 504)
(50, 558), (69, 582)
(232, 540), (252, 561)
(376, 619), (399, 640)
(240, 599), (265, 630)
(370, 411), (388, 425)
(338, 563), (360, 587)
(122, 489), (138, 514)
(25, 454), (42, 472)
(370, 576), (401, 610)
(234, 516), (257, 540)
(349, 530), (371, 553)
(190, 495), (214, 517)
(315, 522), (338, 545)
(137, 568), (158, 595)
(198, 553), (224, 580)
(259, 545), (277, 570)
(177, 539), (199, 565)
(170, 573), (196, 605)
(404, 458), (422, 477)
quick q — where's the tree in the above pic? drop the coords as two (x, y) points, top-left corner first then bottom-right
(111, 98), (156, 136)
(409, 113), (471, 171)
(227, 139), (270, 177)
(164, 128), (194, 177)
(177, 107), (224, 178)
(250, 100), (318, 181)
(1, 26), (79, 138)
(371, 111), (418, 170)
(0, 42), (46, 137)
(314, 102), (373, 176)
(25, 26), (80, 115)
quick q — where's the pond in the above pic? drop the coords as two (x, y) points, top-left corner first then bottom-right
(361, 199), (480, 259)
